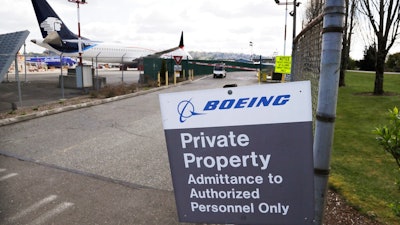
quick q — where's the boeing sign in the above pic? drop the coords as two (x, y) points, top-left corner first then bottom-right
(160, 82), (311, 129)
(159, 81), (314, 224)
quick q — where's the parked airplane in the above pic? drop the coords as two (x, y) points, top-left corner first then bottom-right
(30, 0), (191, 68)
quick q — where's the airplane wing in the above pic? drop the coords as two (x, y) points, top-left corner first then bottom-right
(150, 46), (181, 58)
(146, 32), (192, 59)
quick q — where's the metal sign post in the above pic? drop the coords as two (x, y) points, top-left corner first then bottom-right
(159, 81), (314, 225)
(173, 55), (183, 83)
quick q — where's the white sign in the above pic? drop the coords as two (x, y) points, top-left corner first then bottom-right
(159, 81), (314, 225)
(174, 65), (182, 72)
(160, 81), (312, 130)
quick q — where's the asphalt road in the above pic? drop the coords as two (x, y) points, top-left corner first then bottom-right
(0, 71), (260, 224)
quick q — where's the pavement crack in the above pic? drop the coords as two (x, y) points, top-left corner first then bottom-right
(0, 152), (170, 193)
(111, 122), (149, 138)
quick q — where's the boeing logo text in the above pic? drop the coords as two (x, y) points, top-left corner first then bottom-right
(203, 95), (291, 111)
(177, 95), (291, 123)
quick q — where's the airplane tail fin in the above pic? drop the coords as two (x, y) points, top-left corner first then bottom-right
(31, 0), (78, 41)
(179, 31), (184, 49)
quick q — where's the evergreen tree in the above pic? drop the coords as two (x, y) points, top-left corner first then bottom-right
(386, 52), (400, 72)
(359, 44), (377, 71)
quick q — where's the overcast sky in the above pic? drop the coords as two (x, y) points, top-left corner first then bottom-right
(1, 0), (399, 60)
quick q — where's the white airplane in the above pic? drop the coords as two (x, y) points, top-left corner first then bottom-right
(30, 0), (191, 68)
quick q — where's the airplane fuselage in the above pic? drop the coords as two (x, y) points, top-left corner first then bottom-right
(31, 38), (156, 64)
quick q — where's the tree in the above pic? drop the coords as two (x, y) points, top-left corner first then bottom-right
(359, 0), (400, 95)
(304, 0), (324, 23)
(386, 52), (400, 72)
(347, 57), (357, 70)
(359, 44), (377, 71)
(340, 0), (357, 87)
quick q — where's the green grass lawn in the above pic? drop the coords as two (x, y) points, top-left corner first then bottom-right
(330, 71), (400, 224)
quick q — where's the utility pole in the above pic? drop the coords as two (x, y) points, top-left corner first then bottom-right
(274, 0), (301, 55)
(313, 0), (345, 224)
(249, 41), (253, 60)
(68, 0), (87, 65)
(68, 0), (87, 91)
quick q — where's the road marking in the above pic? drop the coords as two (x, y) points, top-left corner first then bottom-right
(30, 202), (74, 225)
(0, 168), (6, 172)
(8, 195), (58, 222)
(0, 172), (18, 181)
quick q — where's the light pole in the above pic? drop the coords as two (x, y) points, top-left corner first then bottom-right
(274, 0), (301, 56)
(249, 41), (253, 60)
(68, 0), (87, 65)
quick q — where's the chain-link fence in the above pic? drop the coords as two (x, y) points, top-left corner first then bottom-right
(291, 14), (324, 119)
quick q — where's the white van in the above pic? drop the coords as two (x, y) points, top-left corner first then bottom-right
(213, 64), (227, 78)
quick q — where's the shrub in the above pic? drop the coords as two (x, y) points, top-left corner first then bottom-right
(374, 106), (400, 169)
(374, 106), (400, 217)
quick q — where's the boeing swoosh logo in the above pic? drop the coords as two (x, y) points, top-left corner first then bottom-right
(177, 99), (205, 123)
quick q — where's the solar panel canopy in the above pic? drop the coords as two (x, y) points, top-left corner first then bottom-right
(0, 30), (30, 82)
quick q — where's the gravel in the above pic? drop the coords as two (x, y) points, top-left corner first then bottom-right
(324, 190), (383, 225)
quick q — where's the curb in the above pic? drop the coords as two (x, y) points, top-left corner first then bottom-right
(0, 76), (208, 127)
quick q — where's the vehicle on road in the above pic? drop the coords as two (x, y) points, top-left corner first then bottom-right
(213, 64), (227, 78)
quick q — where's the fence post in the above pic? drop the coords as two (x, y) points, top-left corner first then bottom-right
(157, 72), (160, 87)
(60, 54), (65, 98)
(121, 54), (126, 82)
(313, 0), (345, 224)
(15, 54), (22, 107)
(174, 70), (177, 85)
(165, 71), (169, 86)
